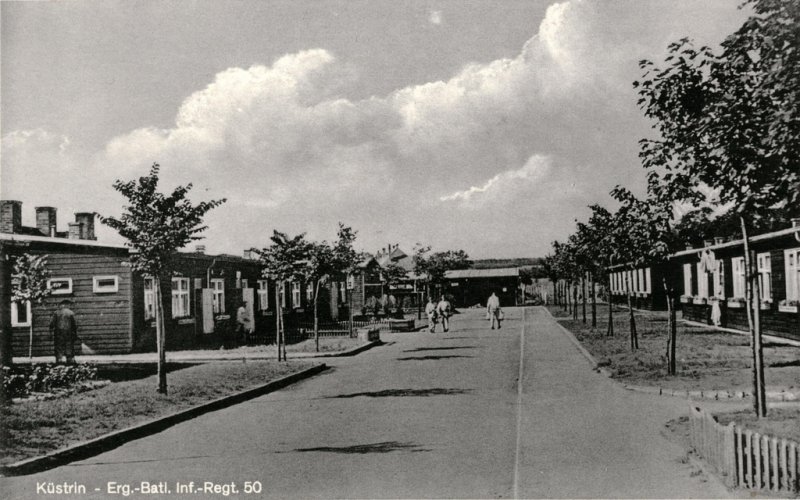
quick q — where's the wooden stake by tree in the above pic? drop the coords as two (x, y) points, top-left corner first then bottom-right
(99, 163), (225, 394)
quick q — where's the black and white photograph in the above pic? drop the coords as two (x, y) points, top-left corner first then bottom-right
(1, 0), (798, 498)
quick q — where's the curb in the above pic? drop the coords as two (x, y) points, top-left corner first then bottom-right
(542, 307), (800, 403)
(0, 363), (328, 477)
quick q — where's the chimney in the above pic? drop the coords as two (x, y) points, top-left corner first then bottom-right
(36, 207), (57, 237)
(68, 222), (83, 240)
(0, 200), (22, 234)
(243, 249), (254, 260)
(195, 245), (206, 254)
(74, 212), (96, 240)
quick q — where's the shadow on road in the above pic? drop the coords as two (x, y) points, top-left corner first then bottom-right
(402, 346), (479, 352)
(290, 441), (430, 454)
(324, 388), (472, 398)
(396, 355), (474, 361)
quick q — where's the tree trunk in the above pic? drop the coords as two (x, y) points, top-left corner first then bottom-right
(313, 280), (320, 352)
(154, 276), (167, 394)
(663, 276), (677, 375)
(275, 282), (283, 361)
(625, 270), (638, 350)
(741, 217), (766, 417)
(590, 272), (597, 329)
(581, 274), (587, 324)
(607, 274), (614, 337)
(573, 282), (578, 321)
(29, 320), (34, 361)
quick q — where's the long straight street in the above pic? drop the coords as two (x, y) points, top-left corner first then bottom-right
(1, 307), (730, 498)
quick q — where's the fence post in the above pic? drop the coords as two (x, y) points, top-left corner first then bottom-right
(754, 432), (762, 489)
(789, 441), (798, 494)
(745, 430), (753, 488)
(771, 437), (779, 492)
(724, 422), (737, 488)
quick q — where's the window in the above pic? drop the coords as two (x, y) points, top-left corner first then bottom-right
(346, 274), (355, 290)
(280, 284), (286, 308)
(637, 268), (645, 293)
(339, 281), (347, 303)
(683, 264), (692, 296)
(756, 252), (772, 302)
(732, 257), (746, 298)
(785, 248), (800, 302)
(241, 279), (249, 290)
(696, 262), (708, 298)
(645, 268), (652, 294)
(712, 261), (725, 298)
(172, 277), (190, 318)
(11, 301), (31, 327)
(257, 280), (269, 310)
(47, 278), (73, 295)
(144, 277), (155, 320)
(306, 283), (314, 302)
(211, 279), (225, 314)
(93, 275), (119, 293)
(292, 281), (301, 308)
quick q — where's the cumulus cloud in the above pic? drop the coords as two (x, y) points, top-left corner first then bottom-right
(1, 0), (747, 256)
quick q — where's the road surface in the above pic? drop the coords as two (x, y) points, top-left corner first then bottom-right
(1, 307), (731, 498)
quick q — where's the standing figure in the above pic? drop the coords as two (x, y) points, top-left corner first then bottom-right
(437, 295), (452, 332)
(50, 300), (77, 363)
(487, 292), (502, 330)
(425, 296), (438, 333)
(236, 301), (250, 344)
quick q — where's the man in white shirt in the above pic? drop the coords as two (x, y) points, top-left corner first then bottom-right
(487, 292), (501, 330)
(437, 296), (452, 332)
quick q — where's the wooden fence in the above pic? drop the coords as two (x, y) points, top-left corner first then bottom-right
(689, 405), (799, 495)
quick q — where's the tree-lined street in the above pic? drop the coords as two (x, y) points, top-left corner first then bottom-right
(1, 308), (731, 498)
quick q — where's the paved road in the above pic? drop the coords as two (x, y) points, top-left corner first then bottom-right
(1, 307), (731, 499)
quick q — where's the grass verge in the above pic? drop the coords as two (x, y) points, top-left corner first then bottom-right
(0, 360), (315, 466)
(547, 304), (800, 392)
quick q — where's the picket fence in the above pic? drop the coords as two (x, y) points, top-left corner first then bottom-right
(689, 405), (799, 495)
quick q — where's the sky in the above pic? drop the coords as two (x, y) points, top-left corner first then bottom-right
(1, 0), (749, 259)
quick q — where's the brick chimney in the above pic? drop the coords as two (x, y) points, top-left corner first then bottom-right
(35, 207), (57, 236)
(68, 222), (83, 240)
(0, 200), (22, 234)
(74, 212), (96, 240)
(243, 249), (254, 260)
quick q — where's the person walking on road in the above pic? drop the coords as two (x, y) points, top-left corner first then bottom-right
(437, 295), (452, 332)
(425, 296), (438, 333)
(50, 299), (78, 363)
(487, 292), (502, 330)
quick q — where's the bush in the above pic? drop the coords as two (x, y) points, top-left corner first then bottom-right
(3, 363), (97, 398)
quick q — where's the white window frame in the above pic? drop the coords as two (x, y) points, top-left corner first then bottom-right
(732, 257), (746, 299)
(785, 248), (800, 303)
(11, 301), (31, 327)
(280, 284), (286, 308)
(211, 279), (225, 314)
(645, 268), (652, 294)
(683, 264), (692, 296)
(47, 277), (73, 295)
(756, 252), (772, 302)
(637, 268), (644, 293)
(339, 281), (347, 302)
(257, 280), (269, 311)
(291, 281), (301, 308)
(93, 275), (119, 294)
(144, 277), (155, 320)
(306, 282), (314, 302)
(241, 278), (249, 290)
(172, 277), (191, 318)
(696, 262), (708, 298)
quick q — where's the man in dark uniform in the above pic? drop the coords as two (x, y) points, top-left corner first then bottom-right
(49, 299), (77, 363)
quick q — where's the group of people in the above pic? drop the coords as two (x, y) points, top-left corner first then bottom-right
(425, 292), (503, 333)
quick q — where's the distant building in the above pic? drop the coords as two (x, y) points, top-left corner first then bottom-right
(443, 268), (521, 308)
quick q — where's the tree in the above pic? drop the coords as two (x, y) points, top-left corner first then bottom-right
(11, 254), (52, 360)
(99, 163), (225, 394)
(412, 247), (471, 299)
(635, 0), (800, 416)
(299, 241), (336, 352)
(258, 231), (311, 361)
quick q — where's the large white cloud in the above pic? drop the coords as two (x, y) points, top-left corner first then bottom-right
(1, 0), (747, 257)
